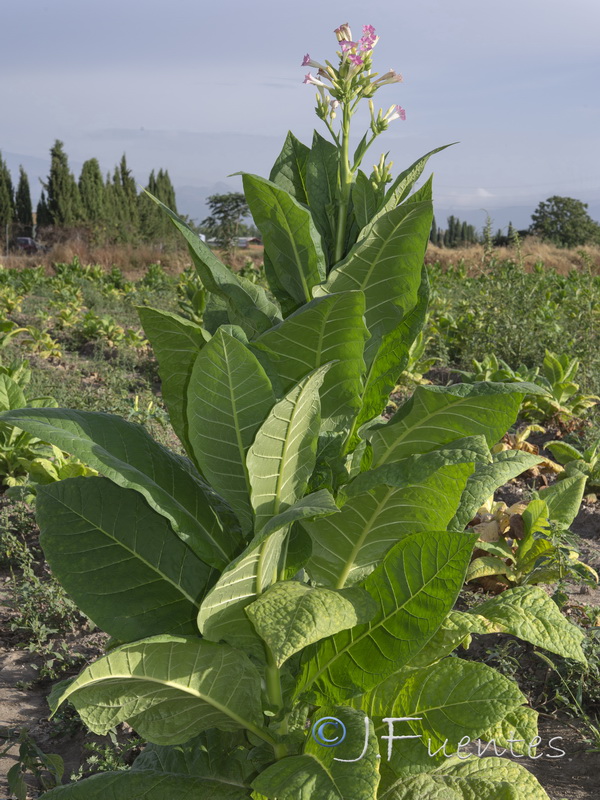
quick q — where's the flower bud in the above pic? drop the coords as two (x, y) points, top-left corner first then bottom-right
(334, 22), (352, 42)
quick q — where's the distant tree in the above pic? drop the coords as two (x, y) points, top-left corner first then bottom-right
(15, 166), (33, 229)
(78, 158), (107, 222)
(138, 168), (178, 240)
(0, 152), (14, 228)
(430, 215), (437, 244)
(45, 140), (82, 225)
(530, 195), (600, 247)
(507, 221), (514, 240)
(201, 192), (249, 249)
(36, 190), (52, 227)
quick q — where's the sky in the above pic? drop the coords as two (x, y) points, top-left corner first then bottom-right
(2, 0), (599, 231)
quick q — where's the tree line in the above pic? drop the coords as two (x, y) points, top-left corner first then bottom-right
(0, 141), (179, 244)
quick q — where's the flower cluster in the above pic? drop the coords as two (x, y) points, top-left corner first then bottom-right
(301, 22), (405, 132)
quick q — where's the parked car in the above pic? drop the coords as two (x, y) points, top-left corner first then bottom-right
(14, 237), (42, 254)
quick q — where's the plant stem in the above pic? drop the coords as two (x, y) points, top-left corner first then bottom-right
(265, 646), (289, 757)
(333, 103), (353, 264)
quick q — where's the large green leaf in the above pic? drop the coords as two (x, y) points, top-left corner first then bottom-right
(357, 658), (526, 750)
(355, 267), (429, 430)
(37, 478), (213, 642)
(363, 144), (455, 235)
(304, 448), (477, 588)
(245, 582), (376, 667)
(144, 189), (281, 338)
(468, 586), (587, 663)
(187, 328), (275, 533)
(0, 408), (240, 569)
(136, 306), (208, 457)
(351, 170), (378, 232)
(305, 130), (339, 263)
(198, 492), (339, 660)
(431, 757), (551, 800)
(269, 131), (310, 204)
(242, 173), (326, 304)
(450, 449), (543, 531)
(538, 472), (587, 528)
(367, 382), (543, 467)
(247, 367), (328, 532)
(251, 292), (367, 433)
(0, 373), (26, 410)
(315, 180), (432, 367)
(252, 706), (380, 800)
(478, 706), (539, 757)
(41, 771), (250, 800)
(50, 637), (266, 745)
(296, 531), (477, 702)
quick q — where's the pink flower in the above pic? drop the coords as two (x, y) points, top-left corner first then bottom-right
(303, 72), (328, 88)
(302, 53), (311, 66)
(362, 24), (376, 37)
(334, 22), (352, 41)
(374, 69), (404, 85)
(387, 104), (406, 122)
(348, 53), (364, 66)
(340, 40), (357, 52)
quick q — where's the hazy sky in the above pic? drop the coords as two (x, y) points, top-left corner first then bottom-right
(2, 0), (599, 229)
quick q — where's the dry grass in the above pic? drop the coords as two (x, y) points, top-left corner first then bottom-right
(425, 237), (600, 275)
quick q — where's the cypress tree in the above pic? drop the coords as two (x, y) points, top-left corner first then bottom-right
(46, 140), (82, 225)
(36, 190), (52, 227)
(430, 215), (437, 244)
(79, 158), (107, 222)
(460, 221), (468, 245)
(507, 221), (515, 240)
(15, 166), (33, 229)
(118, 154), (140, 232)
(0, 152), (14, 228)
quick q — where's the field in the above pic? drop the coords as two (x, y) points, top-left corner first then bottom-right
(1, 240), (600, 799)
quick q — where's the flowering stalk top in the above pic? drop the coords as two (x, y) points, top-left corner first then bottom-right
(300, 23), (407, 261)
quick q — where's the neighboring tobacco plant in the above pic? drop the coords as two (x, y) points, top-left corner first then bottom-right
(1, 23), (586, 800)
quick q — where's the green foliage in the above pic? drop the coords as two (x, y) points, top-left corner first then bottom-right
(546, 435), (600, 489)
(1, 27), (581, 800)
(201, 192), (249, 250)
(78, 158), (107, 223)
(45, 140), (83, 226)
(15, 165), (33, 228)
(530, 195), (600, 247)
(0, 149), (15, 228)
(521, 350), (599, 422)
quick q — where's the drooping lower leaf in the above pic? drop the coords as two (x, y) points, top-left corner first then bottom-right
(296, 531), (477, 702)
(0, 408), (241, 569)
(431, 756), (551, 800)
(538, 472), (587, 528)
(37, 478), (214, 642)
(50, 637), (266, 745)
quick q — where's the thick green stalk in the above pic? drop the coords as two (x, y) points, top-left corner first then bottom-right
(265, 645), (289, 758)
(333, 104), (353, 264)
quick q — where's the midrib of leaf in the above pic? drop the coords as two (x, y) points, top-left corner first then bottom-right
(302, 557), (444, 693)
(272, 397), (305, 518)
(73, 669), (272, 745)
(334, 487), (394, 589)
(271, 193), (312, 303)
(49, 493), (201, 607)
(224, 346), (253, 509)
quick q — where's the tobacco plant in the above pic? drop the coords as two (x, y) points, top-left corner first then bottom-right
(0, 23), (587, 800)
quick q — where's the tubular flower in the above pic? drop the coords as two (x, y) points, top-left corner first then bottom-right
(302, 53), (327, 71)
(334, 22), (352, 41)
(385, 104), (406, 122)
(303, 72), (329, 88)
(374, 69), (403, 85)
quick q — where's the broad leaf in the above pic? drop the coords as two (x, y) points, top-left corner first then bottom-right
(247, 366), (328, 532)
(144, 190), (281, 337)
(269, 131), (310, 204)
(242, 173), (326, 304)
(305, 130), (339, 263)
(357, 658), (526, 749)
(315, 180), (432, 367)
(198, 492), (339, 659)
(469, 586), (587, 663)
(538, 472), (587, 528)
(431, 757), (551, 800)
(450, 449), (542, 531)
(245, 582), (376, 667)
(137, 306), (209, 457)
(251, 292), (367, 433)
(187, 328), (275, 533)
(305, 450), (477, 588)
(37, 478), (214, 641)
(356, 267), (429, 429)
(296, 531), (477, 702)
(50, 637), (265, 745)
(352, 170), (378, 232)
(0, 408), (240, 569)
(478, 706), (539, 757)
(0, 373), (26, 410)
(367, 382), (543, 467)
(252, 706), (379, 800)
(381, 774), (462, 800)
